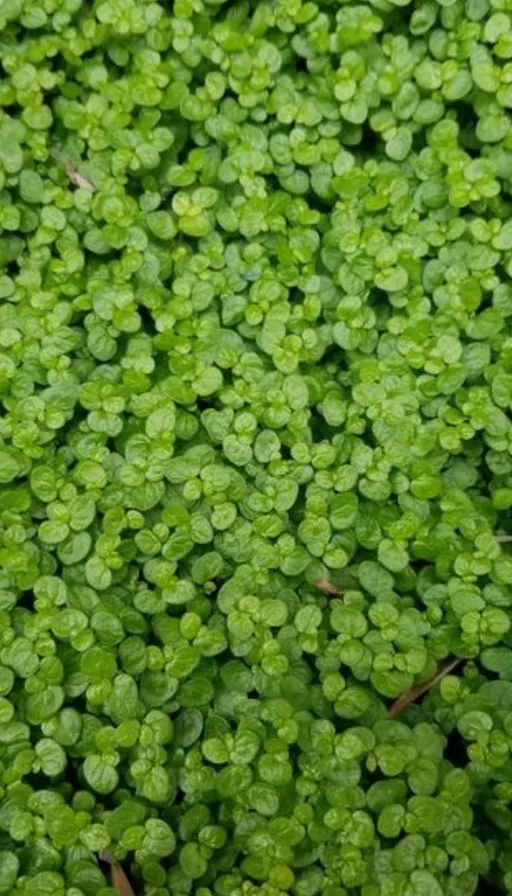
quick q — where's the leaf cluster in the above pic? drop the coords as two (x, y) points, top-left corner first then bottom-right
(1, 0), (512, 893)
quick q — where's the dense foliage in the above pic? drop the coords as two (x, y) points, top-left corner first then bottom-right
(1, 0), (512, 893)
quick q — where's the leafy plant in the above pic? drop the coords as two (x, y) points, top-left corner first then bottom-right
(0, 0), (512, 893)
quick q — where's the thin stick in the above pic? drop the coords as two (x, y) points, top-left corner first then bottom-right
(315, 579), (343, 596)
(388, 658), (462, 719)
(99, 852), (136, 896)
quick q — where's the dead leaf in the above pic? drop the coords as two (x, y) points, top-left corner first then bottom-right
(50, 148), (96, 192)
(99, 852), (136, 896)
(388, 658), (462, 719)
(315, 579), (343, 596)
(63, 161), (96, 192)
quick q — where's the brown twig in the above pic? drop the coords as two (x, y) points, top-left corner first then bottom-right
(99, 852), (136, 896)
(388, 658), (462, 719)
(496, 534), (512, 543)
(315, 579), (343, 596)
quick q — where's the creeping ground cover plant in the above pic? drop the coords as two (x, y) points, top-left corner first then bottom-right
(2, 0), (512, 893)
